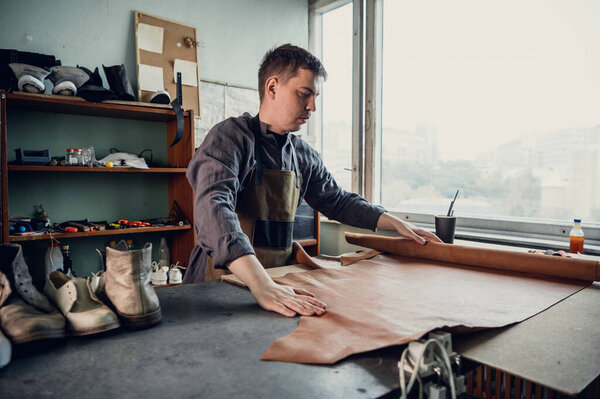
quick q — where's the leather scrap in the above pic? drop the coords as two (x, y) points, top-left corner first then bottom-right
(292, 242), (343, 270)
(292, 242), (381, 269)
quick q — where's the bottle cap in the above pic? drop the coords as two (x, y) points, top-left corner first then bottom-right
(574, 218), (581, 223)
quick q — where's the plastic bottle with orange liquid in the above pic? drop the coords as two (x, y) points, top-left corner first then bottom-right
(569, 218), (584, 254)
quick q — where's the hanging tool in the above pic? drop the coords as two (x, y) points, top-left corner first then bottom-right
(169, 72), (184, 147)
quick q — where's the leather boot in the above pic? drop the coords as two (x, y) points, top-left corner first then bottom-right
(0, 244), (54, 313)
(96, 241), (161, 328)
(77, 66), (117, 103)
(102, 64), (136, 101)
(44, 271), (120, 336)
(0, 297), (66, 344)
(0, 244), (66, 344)
(0, 272), (12, 367)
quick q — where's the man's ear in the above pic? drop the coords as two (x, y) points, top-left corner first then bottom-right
(265, 76), (278, 100)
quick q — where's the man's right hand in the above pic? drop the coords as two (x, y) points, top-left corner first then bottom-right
(228, 254), (327, 317)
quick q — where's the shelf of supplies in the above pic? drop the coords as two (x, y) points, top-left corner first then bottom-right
(4, 92), (188, 121)
(8, 165), (187, 173)
(9, 225), (192, 242)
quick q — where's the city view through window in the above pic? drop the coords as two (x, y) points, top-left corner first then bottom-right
(321, 1), (600, 224)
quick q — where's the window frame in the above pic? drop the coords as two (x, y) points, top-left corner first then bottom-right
(309, 0), (600, 255)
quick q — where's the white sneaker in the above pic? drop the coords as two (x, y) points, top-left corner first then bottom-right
(151, 261), (167, 285)
(168, 262), (182, 284)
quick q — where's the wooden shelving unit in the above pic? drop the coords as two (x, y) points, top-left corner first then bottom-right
(8, 165), (187, 173)
(0, 90), (195, 268)
(9, 225), (192, 242)
(5, 92), (177, 121)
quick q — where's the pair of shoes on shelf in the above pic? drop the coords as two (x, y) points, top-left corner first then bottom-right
(8, 64), (89, 96)
(151, 261), (182, 285)
(94, 241), (162, 329)
(8, 63), (136, 101)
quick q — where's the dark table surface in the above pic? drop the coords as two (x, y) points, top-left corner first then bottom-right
(0, 281), (402, 399)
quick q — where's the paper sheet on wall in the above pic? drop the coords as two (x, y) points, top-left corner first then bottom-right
(137, 23), (164, 54)
(138, 64), (164, 93)
(173, 59), (198, 87)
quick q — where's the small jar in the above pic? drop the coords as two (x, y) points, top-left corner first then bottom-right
(66, 148), (83, 166)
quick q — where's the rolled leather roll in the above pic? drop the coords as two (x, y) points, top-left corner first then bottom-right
(345, 232), (599, 282)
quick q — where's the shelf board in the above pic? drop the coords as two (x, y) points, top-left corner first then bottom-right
(8, 165), (187, 173)
(153, 283), (183, 289)
(296, 239), (318, 247)
(9, 225), (192, 242)
(5, 92), (189, 122)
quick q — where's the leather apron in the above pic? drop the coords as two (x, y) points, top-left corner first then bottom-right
(204, 117), (301, 281)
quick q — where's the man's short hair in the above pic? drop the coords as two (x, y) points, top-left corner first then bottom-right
(258, 44), (327, 102)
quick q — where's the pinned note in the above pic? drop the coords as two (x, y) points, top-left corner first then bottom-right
(173, 59), (198, 87)
(138, 64), (164, 92)
(137, 23), (164, 54)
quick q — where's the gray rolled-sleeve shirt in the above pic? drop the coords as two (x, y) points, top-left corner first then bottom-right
(184, 113), (386, 283)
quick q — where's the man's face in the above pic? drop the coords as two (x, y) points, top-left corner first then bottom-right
(272, 68), (320, 133)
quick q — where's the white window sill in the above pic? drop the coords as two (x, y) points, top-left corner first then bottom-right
(320, 216), (600, 256)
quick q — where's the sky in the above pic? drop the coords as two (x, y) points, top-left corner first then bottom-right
(321, 0), (600, 161)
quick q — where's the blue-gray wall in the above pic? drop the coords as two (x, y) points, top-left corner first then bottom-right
(0, 0), (308, 88)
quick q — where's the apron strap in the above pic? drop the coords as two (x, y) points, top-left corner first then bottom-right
(289, 139), (301, 189)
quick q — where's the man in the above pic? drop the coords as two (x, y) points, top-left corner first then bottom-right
(185, 44), (441, 317)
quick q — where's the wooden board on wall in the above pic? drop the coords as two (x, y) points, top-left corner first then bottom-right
(134, 11), (201, 118)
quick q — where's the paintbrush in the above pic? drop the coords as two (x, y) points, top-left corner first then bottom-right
(447, 189), (459, 217)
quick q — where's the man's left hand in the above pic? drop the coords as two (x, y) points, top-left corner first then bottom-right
(377, 212), (443, 244)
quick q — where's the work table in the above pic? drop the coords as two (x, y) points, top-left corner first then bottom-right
(1, 276), (598, 397)
(0, 281), (401, 398)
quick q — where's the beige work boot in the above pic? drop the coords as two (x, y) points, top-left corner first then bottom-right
(96, 241), (162, 328)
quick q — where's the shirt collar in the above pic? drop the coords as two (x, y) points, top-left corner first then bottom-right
(252, 113), (289, 147)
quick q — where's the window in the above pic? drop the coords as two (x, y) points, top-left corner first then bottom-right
(318, 1), (354, 191)
(311, 0), (600, 249)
